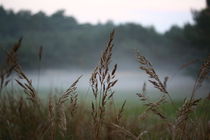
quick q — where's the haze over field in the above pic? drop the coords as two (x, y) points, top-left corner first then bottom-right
(0, 0), (209, 98)
(7, 68), (207, 100)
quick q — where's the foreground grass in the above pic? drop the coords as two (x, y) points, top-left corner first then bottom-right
(0, 93), (209, 140)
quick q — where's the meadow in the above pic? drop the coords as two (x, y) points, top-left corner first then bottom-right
(0, 31), (210, 140)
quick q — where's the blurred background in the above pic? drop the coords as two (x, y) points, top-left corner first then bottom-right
(0, 0), (209, 99)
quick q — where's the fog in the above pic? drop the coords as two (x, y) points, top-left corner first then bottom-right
(13, 69), (208, 101)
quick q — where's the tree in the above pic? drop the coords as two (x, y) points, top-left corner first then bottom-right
(207, 0), (210, 7)
(191, 0), (210, 52)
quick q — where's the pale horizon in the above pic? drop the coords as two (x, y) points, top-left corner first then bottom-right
(0, 0), (206, 32)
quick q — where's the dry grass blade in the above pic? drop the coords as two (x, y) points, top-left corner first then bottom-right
(115, 100), (126, 124)
(56, 75), (82, 137)
(0, 38), (22, 93)
(48, 95), (55, 140)
(145, 96), (167, 120)
(173, 98), (201, 139)
(170, 59), (199, 80)
(136, 82), (147, 101)
(68, 90), (79, 117)
(137, 82), (167, 120)
(136, 52), (167, 93)
(34, 119), (53, 140)
(206, 92), (210, 100)
(15, 65), (39, 105)
(179, 59), (199, 70)
(58, 75), (82, 104)
(111, 123), (137, 140)
(163, 76), (169, 89)
(111, 123), (147, 140)
(170, 55), (209, 139)
(136, 51), (174, 104)
(38, 46), (43, 62)
(191, 54), (210, 99)
(6, 37), (22, 66)
(89, 30), (118, 139)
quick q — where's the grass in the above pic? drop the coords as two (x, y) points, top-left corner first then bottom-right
(0, 30), (210, 140)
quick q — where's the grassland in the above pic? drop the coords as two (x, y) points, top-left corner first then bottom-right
(0, 31), (210, 140)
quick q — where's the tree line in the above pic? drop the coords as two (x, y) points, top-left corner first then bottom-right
(0, 4), (209, 72)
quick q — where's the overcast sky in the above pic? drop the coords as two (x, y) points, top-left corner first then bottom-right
(0, 0), (206, 32)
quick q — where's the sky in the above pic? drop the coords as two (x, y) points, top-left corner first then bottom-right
(0, 0), (206, 32)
